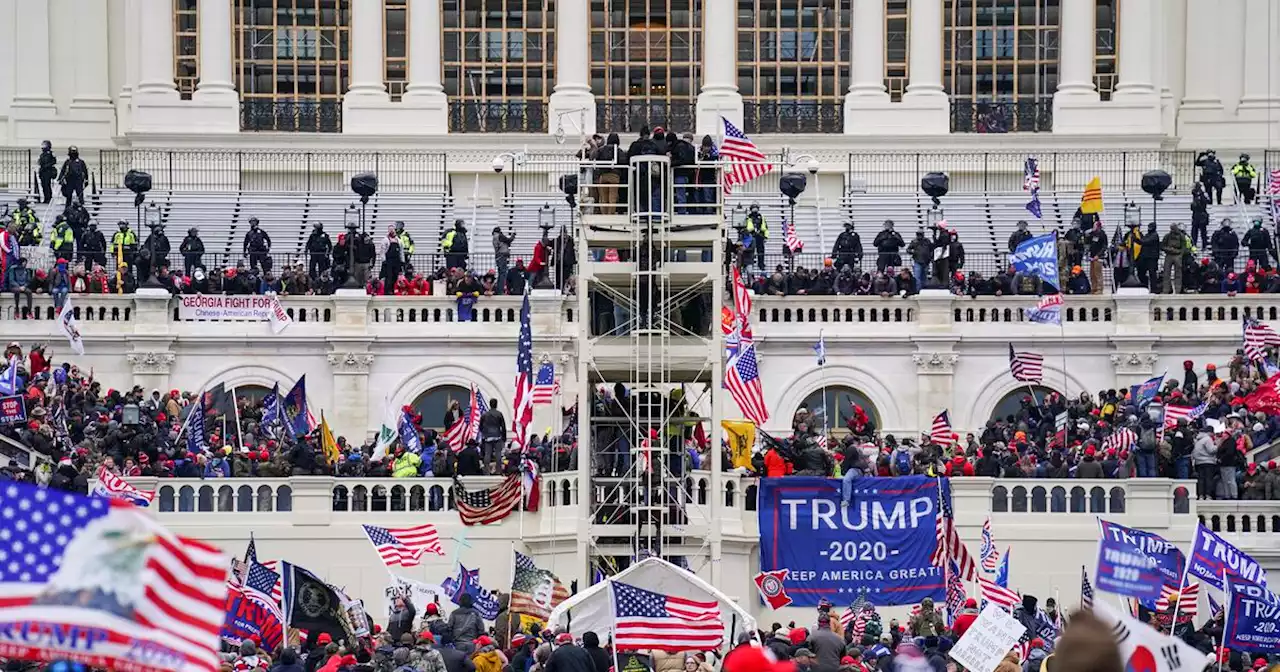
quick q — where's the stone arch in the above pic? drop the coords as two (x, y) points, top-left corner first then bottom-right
(962, 363), (1087, 429)
(392, 362), (510, 419)
(774, 363), (902, 432)
(798, 386), (882, 433)
(987, 385), (1059, 423)
(193, 363), (301, 399)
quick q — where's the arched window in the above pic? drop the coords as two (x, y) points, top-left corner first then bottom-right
(798, 386), (881, 434)
(233, 385), (274, 405)
(989, 386), (1058, 423)
(412, 385), (481, 431)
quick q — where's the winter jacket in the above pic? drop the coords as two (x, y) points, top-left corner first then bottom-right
(447, 606), (484, 644)
(1192, 432), (1218, 466)
(1074, 457), (1104, 479)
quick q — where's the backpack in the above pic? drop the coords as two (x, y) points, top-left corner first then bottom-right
(672, 141), (696, 167)
(893, 449), (912, 476)
(1139, 428), (1157, 452)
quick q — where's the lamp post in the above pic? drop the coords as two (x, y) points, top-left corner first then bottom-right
(342, 203), (360, 290)
(783, 150), (823, 254)
(139, 202), (163, 288)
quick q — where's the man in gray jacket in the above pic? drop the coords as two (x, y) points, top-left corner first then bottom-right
(493, 227), (516, 294)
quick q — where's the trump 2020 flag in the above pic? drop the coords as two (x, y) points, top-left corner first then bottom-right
(1129, 373), (1166, 409)
(0, 481), (229, 671)
(92, 464), (156, 506)
(441, 565), (501, 620)
(1010, 232), (1060, 290)
(1187, 522), (1270, 592)
(1225, 576), (1280, 652)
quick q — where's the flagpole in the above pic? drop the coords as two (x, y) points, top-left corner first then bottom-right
(818, 330), (830, 436)
(172, 388), (200, 448)
(506, 541), (518, 647)
(231, 385), (245, 449)
(1220, 570), (1230, 672)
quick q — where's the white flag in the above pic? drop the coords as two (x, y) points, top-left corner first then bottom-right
(57, 297), (84, 356)
(1092, 601), (1211, 672)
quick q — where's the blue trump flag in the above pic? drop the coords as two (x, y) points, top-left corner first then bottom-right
(1188, 522), (1270, 591)
(757, 476), (946, 607)
(1129, 373), (1166, 408)
(441, 565), (500, 619)
(1226, 576), (1280, 652)
(1010, 232), (1060, 290)
(282, 376), (310, 438)
(398, 408), (423, 453)
(1095, 520), (1183, 602)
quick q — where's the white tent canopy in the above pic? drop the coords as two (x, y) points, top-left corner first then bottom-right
(547, 557), (757, 647)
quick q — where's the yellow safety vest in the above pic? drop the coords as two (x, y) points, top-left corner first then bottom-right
(442, 230), (456, 252)
(745, 215), (768, 238)
(51, 225), (73, 249)
(112, 230), (137, 253)
(398, 231), (415, 254)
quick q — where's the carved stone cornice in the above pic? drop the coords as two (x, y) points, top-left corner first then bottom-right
(126, 351), (175, 375)
(327, 352), (375, 374)
(912, 352), (958, 374)
(1109, 352), (1159, 375)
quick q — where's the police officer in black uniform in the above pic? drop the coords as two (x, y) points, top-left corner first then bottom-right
(243, 217), (272, 274)
(180, 227), (205, 275)
(36, 141), (56, 204)
(306, 222), (332, 280)
(56, 146), (88, 208)
(831, 221), (863, 270)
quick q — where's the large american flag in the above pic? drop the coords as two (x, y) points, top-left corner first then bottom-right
(732, 265), (753, 321)
(930, 479), (977, 580)
(513, 288), (535, 451)
(454, 475), (524, 525)
(0, 482), (228, 672)
(532, 362), (559, 405)
(782, 217), (803, 253)
(612, 581), (724, 652)
(1154, 580), (1199, 618)
(1164, 402), (1207, 427)
(978, 576), (1021, 610)
(930, 410), (956, 446)
(92, 464), (156, 506)
(719, 117), (772, 194)
(945, 559), (967, 626)
(361, 524), (444, 567)
(1008, 344), (1044, 383)
(725, 343), (769, 425)
(980, 518), (1000, 573)
(1081, 566), (1095, 609)
(445, 384), (484, 453)
(1268, 169), (1280, 223)
(1243, 317), (1280, 362)
(1102, 427), (1137, 453)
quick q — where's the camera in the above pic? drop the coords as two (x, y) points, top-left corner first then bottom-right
(491, 156), (506, 173)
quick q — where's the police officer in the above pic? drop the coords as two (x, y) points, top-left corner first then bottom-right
(1232, 153), (1259, 204)
(830, 221), (863, 270)
(1195, 149), (1225, 205)
(441, 219), (469, 270)
(79, 221), (106, 269)
(872, 219), (905, 271)
(57, 146), (88, 208)
(139, 223), (170, 282)
(1210, 219), (1239, 271)
(306, 222), (332, 280)
(180, 227), (205, 275)
(111, 221), (138, 271)
(1243, 218), (1276, 270)
(742, 203), (768, 271)
(243, 217), (272, 273)
(1008, 220), (1032, 253)
(48, 215), (74, 262)
(36, 140), (56, 204)
(395, 221), (415, 264)
(13, 198), (40, 246)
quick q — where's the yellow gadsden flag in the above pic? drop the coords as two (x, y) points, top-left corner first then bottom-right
(1081, 176), (1103, 214)
(320, 411), (341, 464)
(722, 419), (757, 469)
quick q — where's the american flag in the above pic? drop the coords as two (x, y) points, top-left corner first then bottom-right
(978, 576), (1021, 610)
(454, 474), (524, 525)
(1154, 580), (1199, 618)
(930, 410), (955, 446)
(532, 362), (559, 405)
(732, 265), (753, 322)
(445, 384), (482, 453)
(611, 581), (724, 652)
(719, 117), (772, 195)
(511, 551), (570, 619)
(361, 524), (444, 567)
(930, 479), (977, 580)
(725, 343), (769, 425)
(1268, 169), (1280, 223)
(1164, 402), (1207, 427)
(1102, 427), (1137, 452)
(1008, 344), (1044, 383)
(259, 560), (283, 603)
(513, 288), (535, 451)
(1243, 317), (1280, 362)
(1024, 157), (1042, 219)
(1081, 566), (1095, 609)
(782, 217), (803, 253)
(0, 482), (228, 672)
(945, 559), (967, 626)
(92, 464), (156, 506)
(980, 518), (1000, 573)
(223, 561), (285, 653)
(1014, 630), (1034, 663)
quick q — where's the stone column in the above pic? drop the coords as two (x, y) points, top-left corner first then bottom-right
(1054, 0), (1097, 100)
(1113, 0), (1156, 98)
(549, 0), (597, 136)
(11, 0), (55, 110)
(694, 0), (742, 135)
(328, 351), (375, 441)
(191, 0), (240, 132)
(1239, 0), (1280, 111)
(126, 352), (176, 400)
(402, 0), (449, 134)
(846, 0), (888, 100)
(912, 350), (957, 434)
(1179, 0), (1223, 112)
(134, 0), (180, 99)
(904, 0), (944, 99)
(116, 0), (142, 135)
(346, 0), (391, 101)
(71, 0), (113, 108)
(1109, 352), (1160, 391)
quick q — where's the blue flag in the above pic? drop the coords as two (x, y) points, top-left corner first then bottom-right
(187, 394), (205, 455)
(1129, 373), (1166, 408)
(813, 334), (826, 366)
(1010, 233), (1060, 290)
(1226, 576), (1280, 652)
(1095, 520), (1183, 602)
(262, 382), (281, 429)
(282, 376), (309, 438)
(1187, 522), (1269, 591)
(441, 565), (500, 619)
(1024, 158), (1042, 219)
(995, 548), (1011, 588)
(398, 408), (423, 453)
(457, 294), (477, 322)
(0, 356), (21, 396)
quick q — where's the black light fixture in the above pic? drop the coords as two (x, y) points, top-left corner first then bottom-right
(124, 170), (158, 287)
(779, 172), (808, 205)
(558, 173), (578, 209)
(921, 172), (949, 208)
(345, 173), (377, 290)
